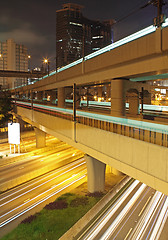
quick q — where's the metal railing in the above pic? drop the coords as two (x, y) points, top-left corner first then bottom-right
(15, 101), (168, 148)
(77, 116), (168, 147)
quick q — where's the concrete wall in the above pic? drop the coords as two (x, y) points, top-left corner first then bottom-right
(162, 27), (168, 50)
(15, 106), (168, 196)
(17, 106), (75, 141)
(84, 33), (156, 73)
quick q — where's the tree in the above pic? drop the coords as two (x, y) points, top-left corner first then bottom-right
(0, 91), (13, 127)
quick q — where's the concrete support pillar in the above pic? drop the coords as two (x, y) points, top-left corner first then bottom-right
(43, 91), (47, 101)
(36, 91), (43, 101)
(85, 154), (106, 193)
(17, 118), (24, 131)
(128, 92), (139, 116)
(50, 90), (56, 104)
(57, 87), (65, 108)
(111, 79), (126, 117)
(34, 128), (46, 148)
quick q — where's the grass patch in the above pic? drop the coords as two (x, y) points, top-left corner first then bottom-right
(1, 192), (103, 240)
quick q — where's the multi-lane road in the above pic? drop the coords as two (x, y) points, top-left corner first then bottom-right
(77, 180), (168, 240)
(0, 133), (60, 156)
(1, 133), (168, 239)
(0, 158), (87, 238)
(0, 133), (86, 238)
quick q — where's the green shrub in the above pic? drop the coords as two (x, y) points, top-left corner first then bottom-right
(44, 200), (68, 210)
(86, 191), (104, 198)
(70, 197), (88, 207)
(21, 215), (37, 224)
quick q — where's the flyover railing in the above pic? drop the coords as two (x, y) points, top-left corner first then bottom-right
(15, 101), (168, 148)
(77, 116), (168, 147)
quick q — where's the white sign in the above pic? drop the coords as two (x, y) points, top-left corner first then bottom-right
(8, 123), (20, 144)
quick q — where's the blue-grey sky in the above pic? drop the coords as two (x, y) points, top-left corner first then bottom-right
(0, 0), (167, 68)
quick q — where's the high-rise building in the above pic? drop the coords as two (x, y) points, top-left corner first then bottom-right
(0, 39), (28, 89)
(91, 20), (114, 52)
(56, 3), (114, 68)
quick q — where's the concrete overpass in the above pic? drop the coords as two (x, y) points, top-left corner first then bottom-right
(0, 70), (45, 78)
(14, 100), (168, 196)
(12, 22), (168, 94)
(11, 22), (168, 195)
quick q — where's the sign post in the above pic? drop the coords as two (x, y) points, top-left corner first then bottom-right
(8, 123), (20, 154)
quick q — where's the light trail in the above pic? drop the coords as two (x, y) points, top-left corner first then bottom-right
(0, 147), (83, 188)
(128, 191), (164, 240)
(0, 173), (86, 228)
(111, 186), (151, 239)
(0, 158), (85, 206)
(80, 180), (140, 240)
(0, 169), (86, 221)
(99, 183), (147, 240)
(77, 181), (168, 240)
(149, 196), (168, 240)
(145, 195), (167, 239)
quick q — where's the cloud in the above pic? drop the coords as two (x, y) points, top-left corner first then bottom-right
(0, 28), (47, 46)
(0, 12), (48, 46)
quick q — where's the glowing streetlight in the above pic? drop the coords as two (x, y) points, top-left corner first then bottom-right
(43, 58), (48, 64)
(43, 58), (50, 75)
(27, 55), (31, 71)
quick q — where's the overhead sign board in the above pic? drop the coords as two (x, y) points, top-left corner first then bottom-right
(8, 123), (20, 144)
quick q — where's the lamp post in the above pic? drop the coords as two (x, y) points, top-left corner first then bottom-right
(27, 55), (31, 71)
(26, 55), (31, 85)
(43, 58), (50, 76)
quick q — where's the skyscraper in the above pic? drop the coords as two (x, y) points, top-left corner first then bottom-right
(56, 3), (114, 68)
(0, 39), (28, 89)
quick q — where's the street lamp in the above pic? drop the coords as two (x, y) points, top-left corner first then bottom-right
(43, 58), (50, 76)
(27, 55), (31, 72)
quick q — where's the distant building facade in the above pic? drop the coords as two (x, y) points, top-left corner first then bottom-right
(56, 3), (114, 68)
(0, 39), (28, 89)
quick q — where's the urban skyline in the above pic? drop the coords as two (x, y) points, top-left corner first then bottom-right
(1, 0), (166, 68)
(56, 3), (113, 68)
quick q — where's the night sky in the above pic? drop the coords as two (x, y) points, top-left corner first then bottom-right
(0, 0), (167, 68)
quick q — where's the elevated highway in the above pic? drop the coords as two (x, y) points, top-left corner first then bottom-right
(11, 21), (168, 195)
(0, 70), (45, 78)
(14, 100), (168, 196)
(13, 21), (168, 93)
